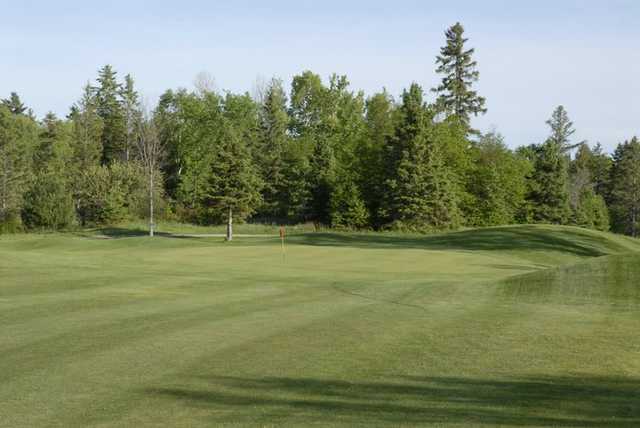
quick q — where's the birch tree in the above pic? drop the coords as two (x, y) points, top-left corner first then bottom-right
(136, 113), (164, 237)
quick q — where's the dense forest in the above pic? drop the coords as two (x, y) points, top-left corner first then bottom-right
(1, 23), (639, 236)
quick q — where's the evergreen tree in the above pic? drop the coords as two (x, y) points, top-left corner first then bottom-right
(546, 105), (581, 153)
(609, 137), (640, 236)
(2, 92), (28, 115)
(358, 91), (396, 227)
(528, 140), (571, 224)
(68, 85), (104, 225)
(568, 143), (592, 212)
(329, 85), (368, 229)
(384, 84), (460, 230)
(0, 105), (38, 231)
(69, 84), (103, 172)
(330, 167), (369, 229)
(256, 78), (292, 220)
(121, 74), (140, 162)
(588, 143), (612, 198)
(35, 112), (73, 170)
(432, 22), (486, 129)
(526, 107), (578, 224)
(94, 65), (125, 164)
(204, 120), (263, 226)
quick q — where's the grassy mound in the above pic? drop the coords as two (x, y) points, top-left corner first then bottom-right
(1, 224), (639, 427)
(499, 252), (640, 306)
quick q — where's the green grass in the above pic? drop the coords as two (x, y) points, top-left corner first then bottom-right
(91, 220), (319, 236)
(1, 225), (640, 427)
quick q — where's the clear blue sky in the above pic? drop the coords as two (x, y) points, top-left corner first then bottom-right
(2, 0), (639, 150)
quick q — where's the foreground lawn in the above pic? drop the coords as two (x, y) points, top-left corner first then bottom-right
(1, 225), (640, 427)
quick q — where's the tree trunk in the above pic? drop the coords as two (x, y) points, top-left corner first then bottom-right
(149, 171), (154, 237)
(226, 206), (233, 241)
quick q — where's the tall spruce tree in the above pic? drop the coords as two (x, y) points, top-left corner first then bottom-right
(432, 22), (486, 129)
(2, 92), (28, 115)
(526, 107), (578, 224)
(547, 105), (581, 153)
(609, 137), (640, 237)
(69, 85), (104, 225)
(359, 91), (396, 227)
(528, 141), (571, 224)
(589, 143), (613, 198)
(0, 105), (38, 231)
(383, 84), (460, 230)
(329, 85), (368, 229)
(23, 113), (75, 230)
(94, 65), (125, 164)
(69, 84), (103, 172)
(121, 74), (140, 162)
(204, 120), (263, 236)
(256, 78), (291, 220)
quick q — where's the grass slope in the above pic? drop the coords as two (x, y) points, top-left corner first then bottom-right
(1, 225), (639, 427)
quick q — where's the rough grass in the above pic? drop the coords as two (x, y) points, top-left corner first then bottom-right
(1, 225), (639, 427)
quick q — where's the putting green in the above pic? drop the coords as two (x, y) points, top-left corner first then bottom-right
(1, 225), (639, 427)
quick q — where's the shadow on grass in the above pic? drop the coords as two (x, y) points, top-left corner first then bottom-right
(94, 227), (213, 240)
(148, 374), (640, 426)
(287, 226), (625, 257)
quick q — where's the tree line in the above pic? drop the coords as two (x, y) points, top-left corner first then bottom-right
(1, 23), (639, 236)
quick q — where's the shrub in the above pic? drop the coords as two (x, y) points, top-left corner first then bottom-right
(22, 172), (76, 230)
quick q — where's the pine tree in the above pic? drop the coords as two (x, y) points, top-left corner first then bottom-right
(94, 65), (125, 164)
(384, 84), (460, 230)
(330, 167), (369, 229)
(36, 113), (73, 170)
(588, 143), (612, 198)
(69, 84), (103, 172)
(256, 78), (291, 220)
(121, 74), (140, 162)
(528, 140), (571, 224)
(329, 86), (368, 229)
(432, 22), (486, 129)
(609, 137), (640, 236)
(526, 107), (578, 224)
(1, 92), (28, 115)
(0, 105), (38, 231)
(359, 91), (396, 227)
(547, 105), (581, 153)
(204, 121), (263, 232)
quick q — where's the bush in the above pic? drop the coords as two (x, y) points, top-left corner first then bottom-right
(0, 211), (24, 233)
(330, 179), (370, 229)
(22, 172), (76, 230)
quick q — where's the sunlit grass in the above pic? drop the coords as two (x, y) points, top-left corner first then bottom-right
(1, 225), (639, 427)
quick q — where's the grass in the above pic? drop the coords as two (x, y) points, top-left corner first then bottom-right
(93, 220), (320, 236)
(1, 224), (640, 427)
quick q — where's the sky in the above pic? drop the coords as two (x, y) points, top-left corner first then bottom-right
(2, 0), (639, 151)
